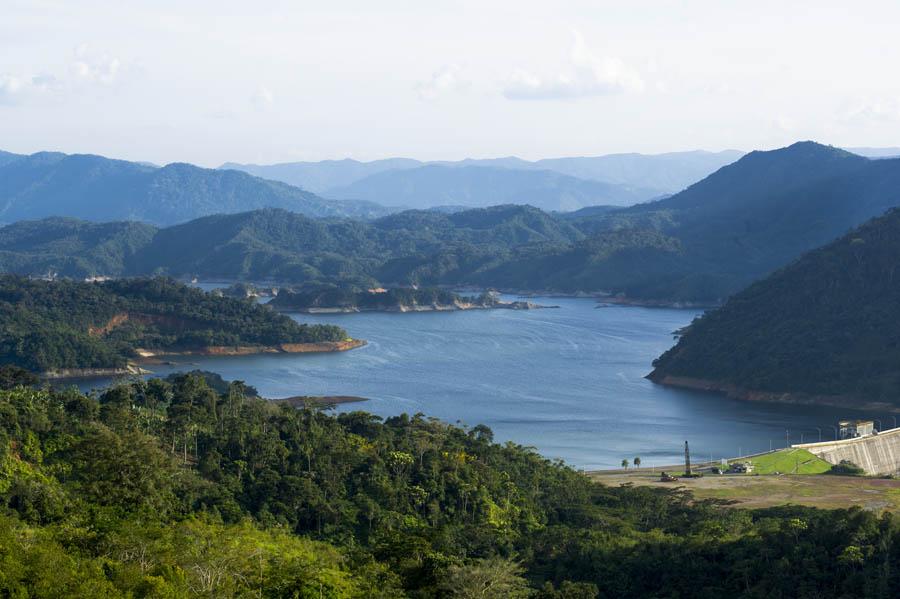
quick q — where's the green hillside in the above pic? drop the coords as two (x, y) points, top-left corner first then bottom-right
(651, 207), (900, 403)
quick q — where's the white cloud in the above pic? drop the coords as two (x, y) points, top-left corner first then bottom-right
(0, 73), (60, 105)
(0, 75), (25, 105)
(252, 86), (274, 110)
(503, 31), (644, 101)
(839, 98), (900, 123)
(71, 45), (121, 85)
(415, 64), (468, 101)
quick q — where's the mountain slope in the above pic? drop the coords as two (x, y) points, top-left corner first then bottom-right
(0, 150), (22, 168)
(565, 142), (900, 300)
(650, 207), (900, 405)
(324, 164), (661, 211)
(0, 152), (390, 225)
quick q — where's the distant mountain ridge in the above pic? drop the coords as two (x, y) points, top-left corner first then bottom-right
(220, 150), (744, 202)
(649, 207), (900, 407)
(0, 151), (390, 226)
(323, 164), (662, 212)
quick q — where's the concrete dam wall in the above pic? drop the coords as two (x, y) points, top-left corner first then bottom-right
(794, 428), (900, 475)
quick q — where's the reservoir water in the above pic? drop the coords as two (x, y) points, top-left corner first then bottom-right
(79, 296), (882, 469)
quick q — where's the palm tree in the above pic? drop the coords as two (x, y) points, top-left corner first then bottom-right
(621, 458), (629, 469)
(634, 456), (642, 468)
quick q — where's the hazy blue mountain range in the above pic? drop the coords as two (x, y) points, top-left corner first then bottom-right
(650, 207), (900, 405)
(219, 157), (421, 193)
(5, 142), (900, 302)
(0, 151), (391, 226)
(846, 147), (900, 159)
(322, 165), (662, 211)
(221, 150), (745, 201)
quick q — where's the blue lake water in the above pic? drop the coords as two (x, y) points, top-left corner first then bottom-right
(77, 296), (883, 469)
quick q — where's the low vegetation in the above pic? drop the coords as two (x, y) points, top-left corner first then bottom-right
(736, 449), (833, 475)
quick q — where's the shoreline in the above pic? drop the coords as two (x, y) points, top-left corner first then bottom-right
(42, 364), (151, 380)
(135, 338), (367, 359)
(274, 395), (369, 407)
(271, 301), (557, 314)
(648, 373), (900, 413)
(41, 339), (366, 380)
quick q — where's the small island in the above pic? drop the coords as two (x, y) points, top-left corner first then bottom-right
(0, 276), (363, 378)
(269, 286), (554, 313)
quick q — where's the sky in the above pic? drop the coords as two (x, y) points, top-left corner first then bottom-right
(3, 0), (900, 167)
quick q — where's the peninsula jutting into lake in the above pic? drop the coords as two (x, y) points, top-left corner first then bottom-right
(0, 276), (361, 378)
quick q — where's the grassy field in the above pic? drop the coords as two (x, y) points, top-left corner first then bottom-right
(588, 470), (900, 511)
(735, 448), (832, 475)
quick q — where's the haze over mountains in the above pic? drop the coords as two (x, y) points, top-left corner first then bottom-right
(0, 151), (389, 226)
(322, 165), (660, 212)
(223, 150), (744, 209)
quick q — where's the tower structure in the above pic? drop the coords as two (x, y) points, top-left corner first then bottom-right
(684, 440), (692, 476)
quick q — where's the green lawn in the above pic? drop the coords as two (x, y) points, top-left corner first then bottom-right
(734, 448), (832, 475)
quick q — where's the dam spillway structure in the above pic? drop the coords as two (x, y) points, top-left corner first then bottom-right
(793, 427), (900, 475)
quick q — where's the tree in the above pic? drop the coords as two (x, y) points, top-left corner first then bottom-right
(438, 557), (531, 598)
(621, 459), (629, 469)
(634, 456), (642, 468)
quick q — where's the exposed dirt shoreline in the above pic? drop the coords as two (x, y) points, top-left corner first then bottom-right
(649, 373), (900, 413)
(135, 338), (367, 359)
(42, 364), (151, 380)
(41, 339), (366, 380)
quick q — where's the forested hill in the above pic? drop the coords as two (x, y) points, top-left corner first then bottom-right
(0, 151), (389, 225)
(564, 142), (900, 300)
(650, 207), (900, 405)
(1, 373), (897, 596)
(0, 205), (585, 285)
(0, 276), (348, 372)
